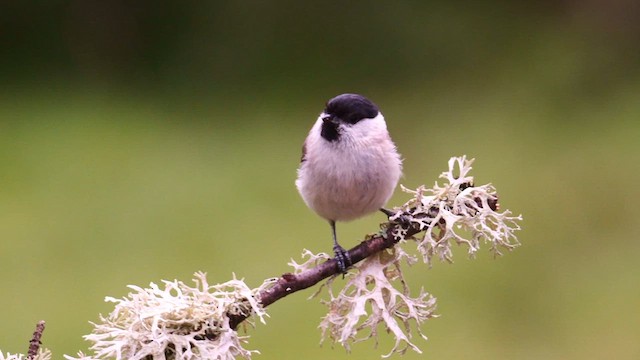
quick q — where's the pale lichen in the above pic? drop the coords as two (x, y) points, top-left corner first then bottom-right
(395, 155), (523, 265)
(319, 247), (437, 357)
(288, 249), (331, 275)
(65, 272), (274, 360)
(0, 349), (51, 360)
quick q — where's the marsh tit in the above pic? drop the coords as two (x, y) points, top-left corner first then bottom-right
(296, 93), (403, 273)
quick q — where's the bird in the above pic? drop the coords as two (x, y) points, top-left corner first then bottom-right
(295, 93), (403, 273)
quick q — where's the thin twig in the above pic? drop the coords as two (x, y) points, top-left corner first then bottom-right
(27, 320), (46, 360)
(228, 221), (421, 330)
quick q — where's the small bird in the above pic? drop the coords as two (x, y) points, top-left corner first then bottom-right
(296, 93), (403, 273)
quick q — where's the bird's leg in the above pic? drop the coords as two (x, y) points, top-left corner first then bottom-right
(330, 220), (351, 274)
(380, 208), (411, 227)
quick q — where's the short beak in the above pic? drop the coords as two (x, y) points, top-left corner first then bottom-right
(322, 115), (337, 124)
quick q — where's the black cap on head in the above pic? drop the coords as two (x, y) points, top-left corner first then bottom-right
(324, 93), (379, 125)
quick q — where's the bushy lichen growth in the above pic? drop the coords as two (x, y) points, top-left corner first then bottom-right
(65, 273), (275, 360)
(0, 349), (51, 360)
(319, 247), (437, 357)
(396, 155), (522, 264)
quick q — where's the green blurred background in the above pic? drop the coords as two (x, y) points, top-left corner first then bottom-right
(1, 1), (639, 359)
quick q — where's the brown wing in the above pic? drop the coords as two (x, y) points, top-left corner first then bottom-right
(300, 140), (307, 163)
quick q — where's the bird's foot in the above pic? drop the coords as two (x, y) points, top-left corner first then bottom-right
(333, 244), (352, 274)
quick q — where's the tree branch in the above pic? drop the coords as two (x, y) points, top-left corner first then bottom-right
(228, 189), (500, 330)
(228, 200), (492, 329)
(27, 320), (45, 360)
(228, 225), (407, 330)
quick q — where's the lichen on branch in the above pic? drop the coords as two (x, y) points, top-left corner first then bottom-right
(394, 155), (522, 264)
(65, 273), (275, 360)
(0, 350), (51, 360)
(319, 247), (437, 357)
